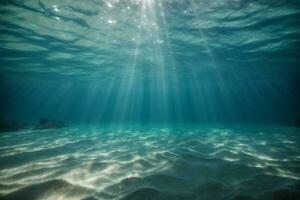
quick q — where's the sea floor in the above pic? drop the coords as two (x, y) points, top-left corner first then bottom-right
(0, 126), (299, 200)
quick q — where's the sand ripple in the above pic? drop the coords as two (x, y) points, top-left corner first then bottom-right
(0, 126), (299, 200)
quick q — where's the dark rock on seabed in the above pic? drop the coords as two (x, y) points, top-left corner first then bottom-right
(0, 117), (67, 132)
(0, 119), (29, 133)
(34, 118), (67, 130)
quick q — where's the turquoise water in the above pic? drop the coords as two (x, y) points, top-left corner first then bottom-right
(0, 0), (300, 124)
(1, 0), (300, 199)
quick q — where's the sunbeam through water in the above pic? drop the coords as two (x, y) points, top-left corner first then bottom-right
(0, 0), (300, 200)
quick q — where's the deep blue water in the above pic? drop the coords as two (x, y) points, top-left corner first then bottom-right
(0, 0), (300, 199)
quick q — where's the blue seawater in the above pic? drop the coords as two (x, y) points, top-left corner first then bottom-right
(0, 0), (300, 200)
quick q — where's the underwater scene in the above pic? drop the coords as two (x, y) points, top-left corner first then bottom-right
(0, 0), (300, 200)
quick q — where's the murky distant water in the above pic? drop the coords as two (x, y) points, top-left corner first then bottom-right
(0, 126), (299, 200)
(1, 0), (300, 200)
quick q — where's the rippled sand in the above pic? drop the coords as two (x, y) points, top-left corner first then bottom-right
(0, 126), (299, 200)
